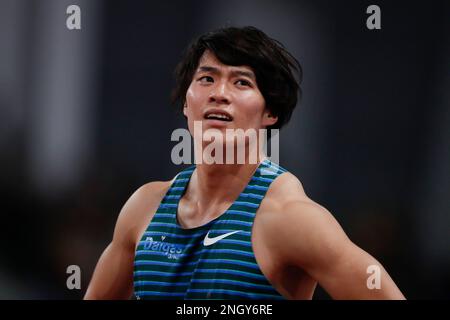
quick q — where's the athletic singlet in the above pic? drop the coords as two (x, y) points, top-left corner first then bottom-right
(133, 159), (287, 299)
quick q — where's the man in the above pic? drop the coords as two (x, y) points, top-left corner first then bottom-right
(84, 26), (405, 299)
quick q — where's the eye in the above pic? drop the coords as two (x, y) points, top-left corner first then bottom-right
(235, 79), (251, 87)
(198, 76), (214, 83)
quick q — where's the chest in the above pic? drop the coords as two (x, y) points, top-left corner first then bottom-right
(175, 197), (284, 283)
(133, 202), (285, 299)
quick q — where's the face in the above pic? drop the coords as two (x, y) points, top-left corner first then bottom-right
(183, 50), (277, 138)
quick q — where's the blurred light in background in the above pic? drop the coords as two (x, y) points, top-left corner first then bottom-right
(0, 0), (448, 299)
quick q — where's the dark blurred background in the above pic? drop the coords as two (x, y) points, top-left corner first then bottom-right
(0, 0), (449, 299)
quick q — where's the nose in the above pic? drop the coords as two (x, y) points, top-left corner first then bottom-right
(208, 81), (230, 105)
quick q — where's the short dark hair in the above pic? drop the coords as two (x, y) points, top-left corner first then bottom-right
(171, 26), (302, 130)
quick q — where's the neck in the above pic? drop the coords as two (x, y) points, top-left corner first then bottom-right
(188, 151), (267, 208)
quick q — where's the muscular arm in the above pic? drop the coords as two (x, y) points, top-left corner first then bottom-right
(262, 173), (405, 300)
(276, 200), (405, 299)
(84, 181), (168, 299)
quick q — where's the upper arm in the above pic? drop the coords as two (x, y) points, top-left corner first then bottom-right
(273, 200), (405, 299)
(84, 181), (169, 300)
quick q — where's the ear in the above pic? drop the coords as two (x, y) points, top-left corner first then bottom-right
(262, 110), (278, 127)
(183, 102), (187, 117)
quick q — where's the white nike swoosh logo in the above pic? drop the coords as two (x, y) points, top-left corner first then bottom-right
(203, 230), (241, 246)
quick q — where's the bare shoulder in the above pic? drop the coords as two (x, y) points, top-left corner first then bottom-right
(122, 180), (172, 220)
(132, 180), (173, 206)
(257, 172), (347, 257)
(260, 171), (316, 212)
(112, 179), (174, 249)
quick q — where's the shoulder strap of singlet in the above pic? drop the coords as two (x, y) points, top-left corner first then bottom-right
(162, 159), (287, 209)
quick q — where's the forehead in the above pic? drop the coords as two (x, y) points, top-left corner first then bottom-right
(196, 50), (255, 74)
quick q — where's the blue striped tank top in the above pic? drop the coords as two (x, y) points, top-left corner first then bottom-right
(133, 159), (287, 299)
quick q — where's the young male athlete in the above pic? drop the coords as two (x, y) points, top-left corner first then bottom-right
(84, 26), (405, 299)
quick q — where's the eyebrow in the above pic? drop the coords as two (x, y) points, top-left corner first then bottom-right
(197, 65), (256, 80)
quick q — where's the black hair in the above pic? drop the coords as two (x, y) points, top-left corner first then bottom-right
(171, 26), (302, 130)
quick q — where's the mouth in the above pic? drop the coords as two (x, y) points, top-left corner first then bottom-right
(203, 110), (233, 122)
